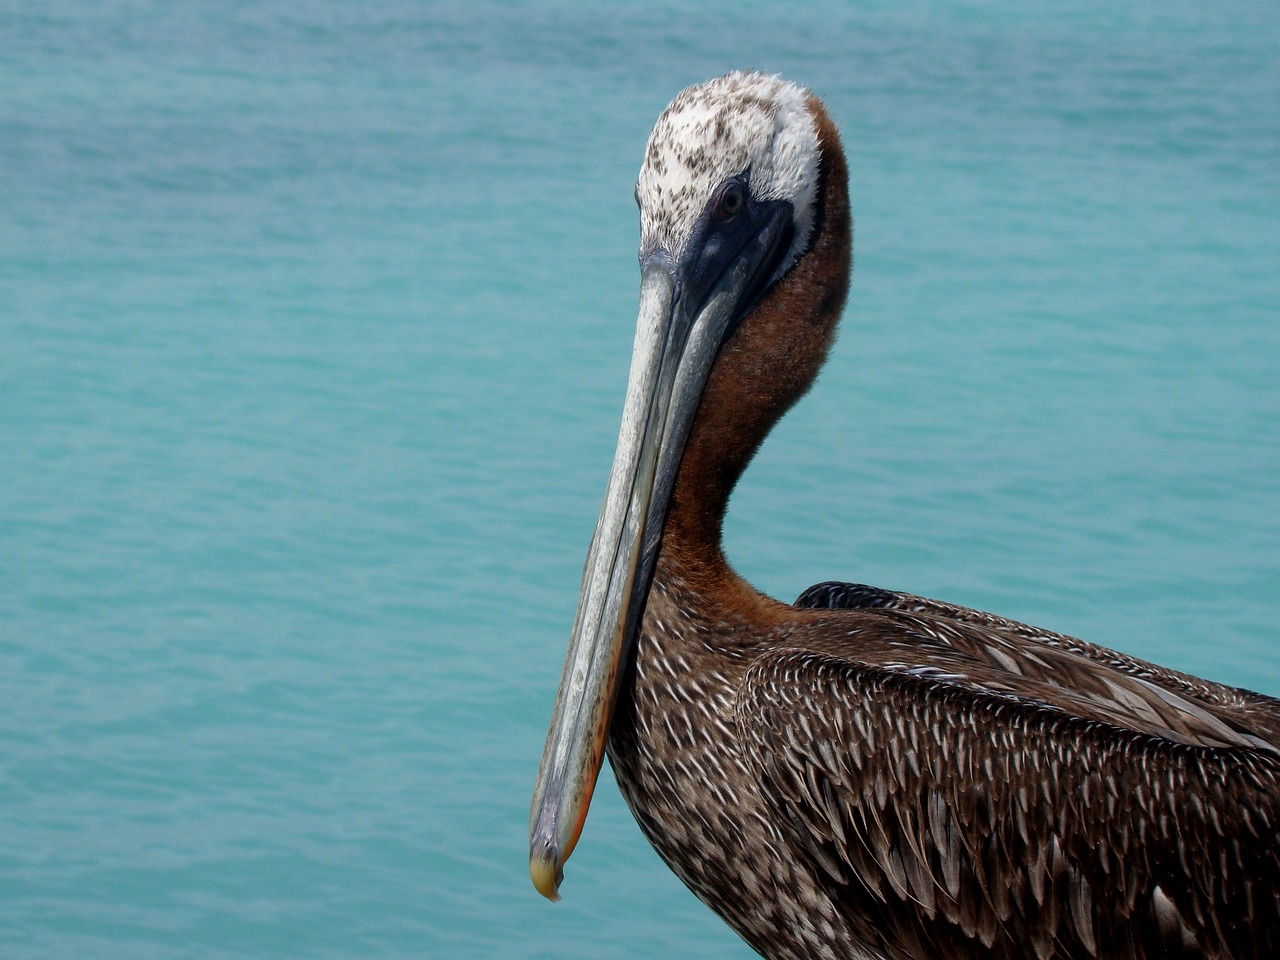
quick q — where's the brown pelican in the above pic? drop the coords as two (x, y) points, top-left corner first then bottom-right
(529, 71), (1280, 959)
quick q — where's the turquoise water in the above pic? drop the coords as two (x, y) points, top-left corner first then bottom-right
(3, 1), (1278, 957)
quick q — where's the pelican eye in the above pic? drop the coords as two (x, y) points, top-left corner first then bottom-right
(713, 181), (747, 222)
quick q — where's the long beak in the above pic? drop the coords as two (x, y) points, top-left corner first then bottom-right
(530, 202), (794, 901)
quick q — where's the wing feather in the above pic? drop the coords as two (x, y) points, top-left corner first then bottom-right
(796, 580), (1280, 745)
(736, 647), (1280, 959)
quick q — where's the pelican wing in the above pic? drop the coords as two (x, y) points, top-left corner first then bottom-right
(736, 639), (1280, 959)
(796, 580), (1280, 746)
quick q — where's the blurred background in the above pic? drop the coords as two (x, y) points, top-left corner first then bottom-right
(3, 1), (1278, 957)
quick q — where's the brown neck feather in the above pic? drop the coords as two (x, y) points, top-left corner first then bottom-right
(659, 98), (852, 609)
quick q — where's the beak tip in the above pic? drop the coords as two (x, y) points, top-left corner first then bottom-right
(530, 841), (564, 902)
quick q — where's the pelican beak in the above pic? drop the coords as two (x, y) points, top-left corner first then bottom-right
(529, 195), (795, 900)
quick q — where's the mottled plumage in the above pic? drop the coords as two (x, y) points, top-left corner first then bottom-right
(532, 73), (1280, 960)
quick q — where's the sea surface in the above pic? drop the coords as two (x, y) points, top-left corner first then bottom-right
(3, 1), (1278, 957)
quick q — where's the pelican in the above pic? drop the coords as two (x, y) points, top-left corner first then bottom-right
(530, 72), (1280, 959)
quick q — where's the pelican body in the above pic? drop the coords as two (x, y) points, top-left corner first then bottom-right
(530, 73), (1280, 959)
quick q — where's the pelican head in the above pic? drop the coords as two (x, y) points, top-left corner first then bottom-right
(530, 72), (826, 900)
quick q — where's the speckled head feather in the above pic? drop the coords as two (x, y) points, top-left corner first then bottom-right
(636, 71), (820, 273)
